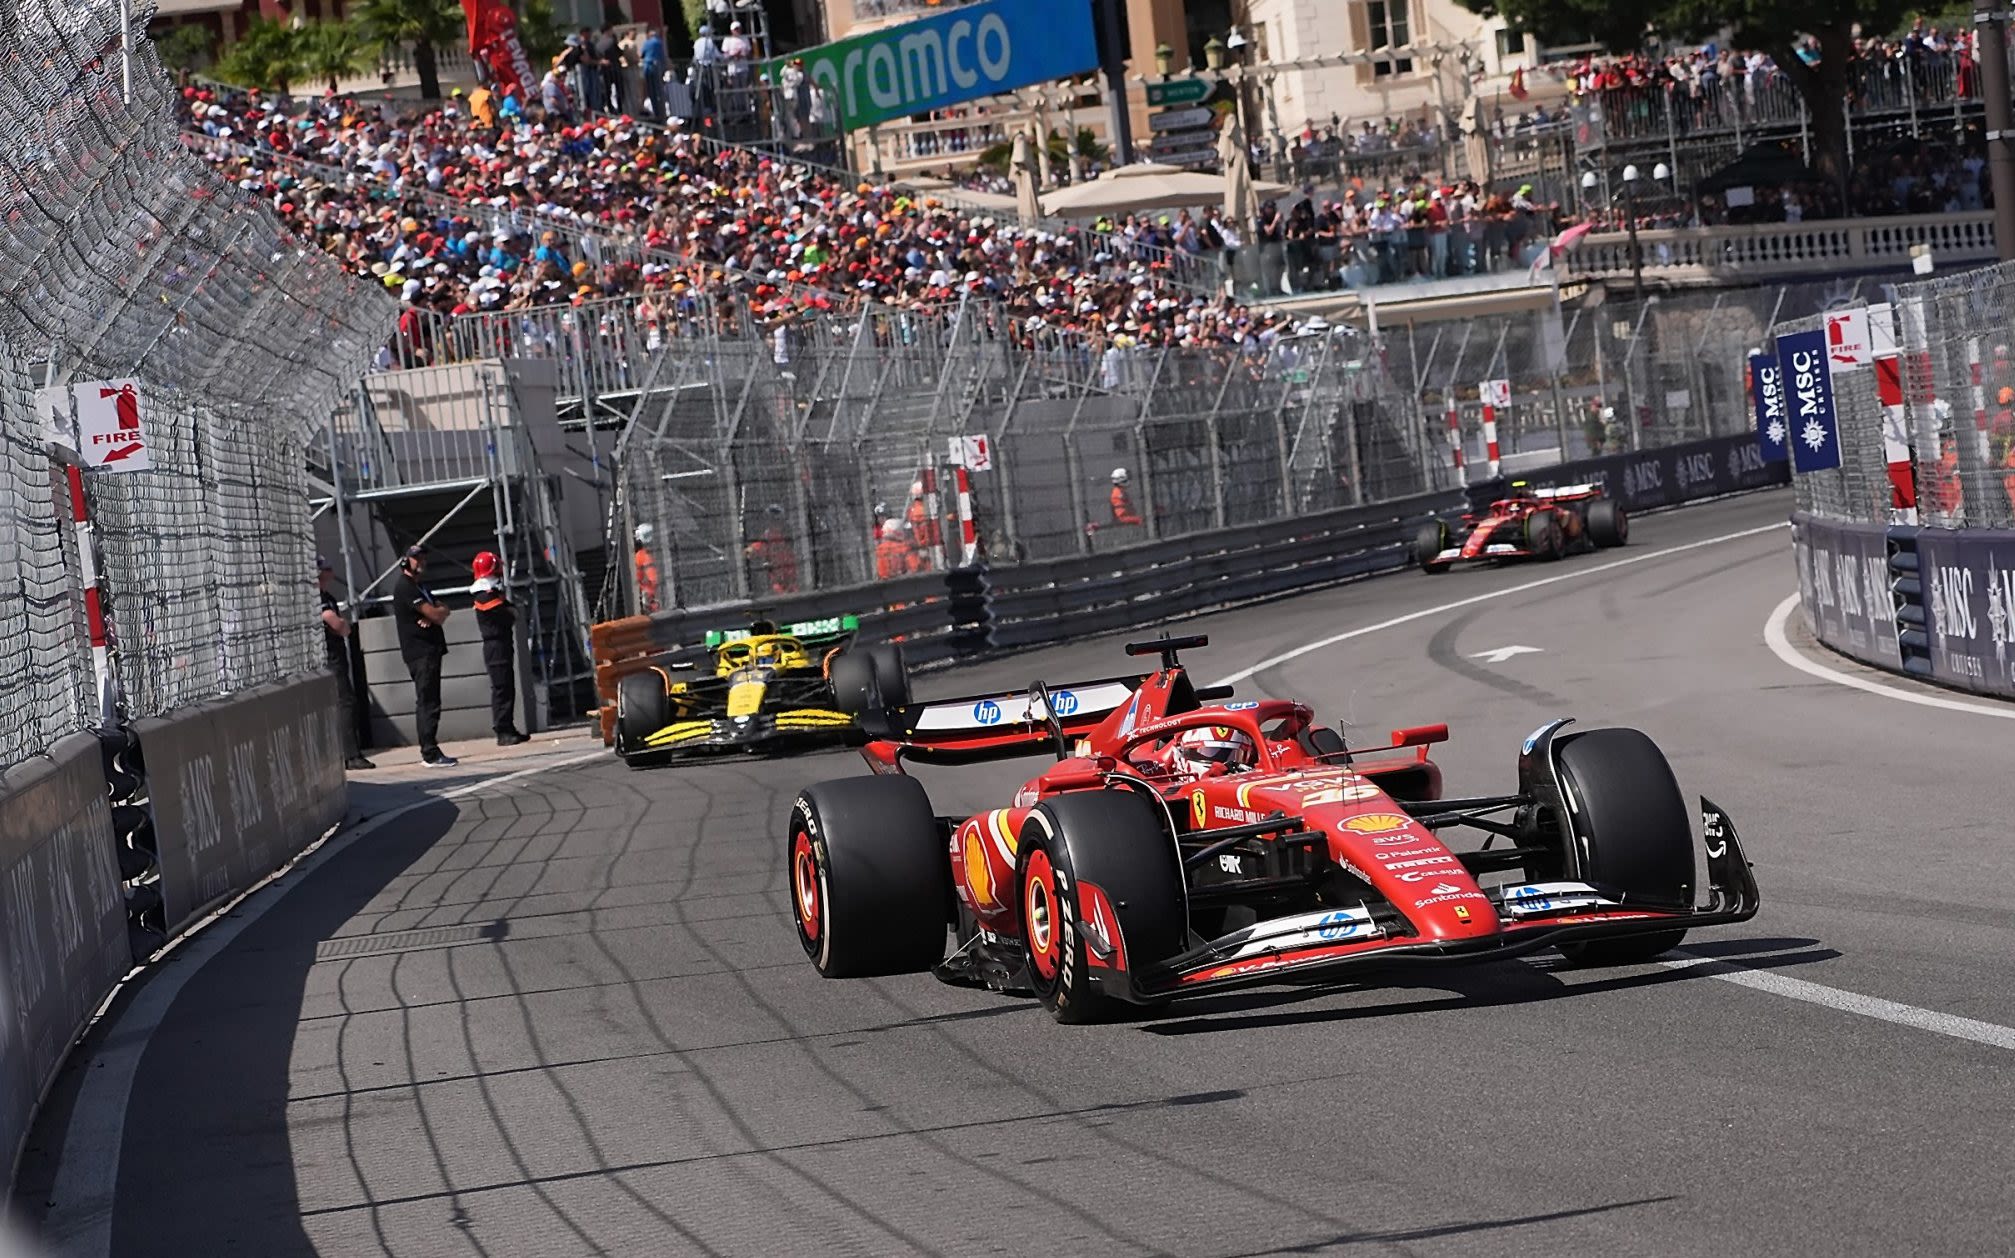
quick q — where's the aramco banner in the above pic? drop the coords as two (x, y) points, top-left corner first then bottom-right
(774, 0), (1099, 132)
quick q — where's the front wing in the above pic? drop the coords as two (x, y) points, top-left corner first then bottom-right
(1090, 798), (1760, 1002)
(632, 708), (858, 757)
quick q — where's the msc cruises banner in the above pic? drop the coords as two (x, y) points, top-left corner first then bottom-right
(777, 0), (1100, 132)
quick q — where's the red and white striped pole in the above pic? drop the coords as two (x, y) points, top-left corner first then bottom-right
(952, 465), (978, 566)
(920, 465), (945, 571)
(66, 462), (117, 726)
(1480, 379), (1505, 477)
(1444, 396), (1463, 474)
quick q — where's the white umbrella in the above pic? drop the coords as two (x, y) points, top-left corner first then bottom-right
(1220, 117), (1255, 232)
(1039, 160), (1292, 219)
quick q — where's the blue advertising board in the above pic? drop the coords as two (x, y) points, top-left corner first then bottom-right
(1749, 351), (1789, 463)
(1775, 328), (1843, 473)
(780, 0), (1100, 132)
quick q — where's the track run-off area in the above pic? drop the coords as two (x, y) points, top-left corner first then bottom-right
(19, 486), (2015, 1257)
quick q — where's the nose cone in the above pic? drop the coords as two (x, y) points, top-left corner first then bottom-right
(1325, 810), (1499, 938)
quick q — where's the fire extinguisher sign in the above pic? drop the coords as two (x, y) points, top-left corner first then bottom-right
(73, 378), (151, 472)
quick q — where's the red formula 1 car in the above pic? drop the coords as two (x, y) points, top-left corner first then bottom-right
(1414, 480), (1629, 573)
(786, 636), (1758, 1022)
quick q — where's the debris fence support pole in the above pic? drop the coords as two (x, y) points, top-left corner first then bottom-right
(1480, 392), (1501, 476)
(1445, 396), (1463, 476)
(1979, 5), (2015, 260)
(921, 464), (945, 571)
(66, 463), (117, 727)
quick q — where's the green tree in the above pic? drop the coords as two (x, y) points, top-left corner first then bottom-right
(152, 22), (216, 75)
(519, 0), (566, 65)
(296, 21), (374, 94)
(348, 0), (463, 102)
(212, 17), (303, 93)
(1455, 0), (1913, 194)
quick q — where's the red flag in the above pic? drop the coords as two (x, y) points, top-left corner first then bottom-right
(462, 0), (535, 100)
(1509, 67), (1528, 100)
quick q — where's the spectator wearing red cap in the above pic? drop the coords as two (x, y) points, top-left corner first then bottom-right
(470, 550), (528, 746)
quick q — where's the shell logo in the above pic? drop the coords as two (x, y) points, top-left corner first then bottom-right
(1341, 812), (1412, 835)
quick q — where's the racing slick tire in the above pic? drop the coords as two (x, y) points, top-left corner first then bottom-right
(789, 775), (950, 978)
(1586, 498), (1629, 548)
(615, 671), (670, 765)
(1551, 727), (1691, 966)
(829, 648), (894, 716)
(862, 642), (911, 708)
(1413, 520), (1452, 574)
(1524, 511), (1564, 562)
(1016, 790), (1187, 1024)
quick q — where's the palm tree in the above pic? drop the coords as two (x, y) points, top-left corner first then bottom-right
(212, 18), (303, 93)
(348, 0), (463, 102)
(296, 21), (373, 95)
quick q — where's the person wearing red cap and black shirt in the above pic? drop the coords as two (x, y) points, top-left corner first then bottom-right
(470, 550), (529, 747)
(318, 555), (375, 771)
(393, 545), (457, 767)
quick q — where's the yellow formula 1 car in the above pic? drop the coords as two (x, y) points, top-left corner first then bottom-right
(614, 616), (908, 767)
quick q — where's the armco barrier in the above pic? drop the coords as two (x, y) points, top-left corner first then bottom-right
(140, 673), (347, 936)
(1493, 432), (1792, 513)
(0, 734), (130, 1184)
(590, 440), (1794, 742)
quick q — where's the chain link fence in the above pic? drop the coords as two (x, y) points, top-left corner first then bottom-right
(1776, 260), (2015, 528)
(0, 0), (395, 765)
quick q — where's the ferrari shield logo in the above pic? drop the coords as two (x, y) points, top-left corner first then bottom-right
(1191, 790), (1207, 828)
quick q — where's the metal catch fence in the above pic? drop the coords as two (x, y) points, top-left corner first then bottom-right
(0, 0), (395, 766)
(606, 301), (1436, 616)
(1777, 260), (2015, 529)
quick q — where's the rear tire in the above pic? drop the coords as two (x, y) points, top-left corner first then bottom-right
(1017, 790), (1187, 1024)
(828, 650), (880, 715)
(1525, 511), (1563, 561)
(615, 671), (669, 762)
(1414, 520), (1451, 574)
(789, 776), (949, 977)
(1550, 727), (1692, 967)
(1586, 498), (1629, 548)
(863, 642), (911, 708)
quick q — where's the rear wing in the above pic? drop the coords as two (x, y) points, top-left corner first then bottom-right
(702, 614), (860, 649)
(1528, 482), (1605, 501)
(865, 676), (1143, 766)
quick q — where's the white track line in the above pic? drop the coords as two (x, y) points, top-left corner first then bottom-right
(1660, 954), (2015, 1052)
(1215, 519), (2015, 1056)
(1212, 521), (1790, 686)
(40, 750), (602, 1258)
(1764, 592), (2015, 721)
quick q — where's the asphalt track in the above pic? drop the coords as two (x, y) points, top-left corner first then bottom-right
(19, 486), (2015, 1256)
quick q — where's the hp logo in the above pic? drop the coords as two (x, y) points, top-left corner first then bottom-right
(1049, 690), (1079, 717)
(972, 699), (1003, 725)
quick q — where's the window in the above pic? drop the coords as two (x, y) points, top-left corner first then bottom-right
(1496, 27), (1528, 61)
(1365, 0), (1412, 77)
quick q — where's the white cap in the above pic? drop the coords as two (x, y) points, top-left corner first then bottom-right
(1111, 467), (1128, 483)
(635, 523), (655, 543)
(881, 519), (905, 540)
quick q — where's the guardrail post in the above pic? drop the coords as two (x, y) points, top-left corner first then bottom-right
(1886, 524), (1933, 675)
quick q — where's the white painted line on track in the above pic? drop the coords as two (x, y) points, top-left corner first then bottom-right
(1661, 953), (2015, 1052)
(40, 750), (604, 1258)
(1764, 592), (2015, 721)
(1212, 521), (1791, 686)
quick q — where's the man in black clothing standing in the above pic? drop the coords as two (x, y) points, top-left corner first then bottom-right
(393, 545), (457, 767)
(318, 556), (375, 771)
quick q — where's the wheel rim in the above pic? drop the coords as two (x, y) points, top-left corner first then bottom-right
(791, 828), (822, 947)
(1023, 849), (1061, 982)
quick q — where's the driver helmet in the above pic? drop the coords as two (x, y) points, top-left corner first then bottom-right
(1171, 725), (1255, 776)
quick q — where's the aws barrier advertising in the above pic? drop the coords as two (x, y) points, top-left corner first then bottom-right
(144, 673), (347, 936)
(0, 734), (129, 1182)
(1792, 515), (1903, 673)
(778, 0), (1100, 131)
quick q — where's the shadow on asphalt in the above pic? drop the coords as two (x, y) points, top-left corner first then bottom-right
(103, 800), (463, 1257)
(1205, 1195), (1683, 1256)
(1137, 936), (1837, 1037)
